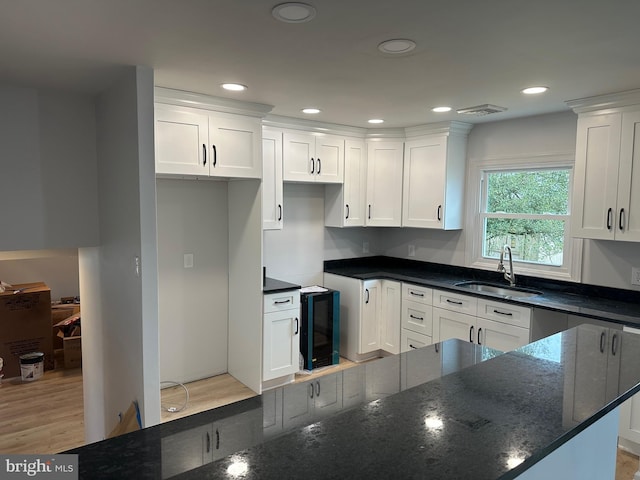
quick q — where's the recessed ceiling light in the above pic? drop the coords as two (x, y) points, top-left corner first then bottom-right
(302, 108), (321, 114)
(221, 83), (247, 92)
(522, 86), (549, 95)
(432, 106), (452, 113)
(378, 39), (417, 55)
(368, 119), (384, 124)
(272, 3), (317, 23)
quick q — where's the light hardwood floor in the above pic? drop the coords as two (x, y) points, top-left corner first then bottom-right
(1, 364), (639, 480)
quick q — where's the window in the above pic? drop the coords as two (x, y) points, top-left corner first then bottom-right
(467, 156), (582, 282)
(482, 169), (569, 266)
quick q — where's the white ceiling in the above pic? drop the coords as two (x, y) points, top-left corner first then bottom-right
(1, 0), (640, 128)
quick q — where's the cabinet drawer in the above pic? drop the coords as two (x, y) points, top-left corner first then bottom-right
(477, 299), (530, 329)
(401, 300), (433, 336)
(401, 329), (432, 353)
(402, 283), (432, 305)
(433, 289), (477, 316)
(264, 290), (300, 313)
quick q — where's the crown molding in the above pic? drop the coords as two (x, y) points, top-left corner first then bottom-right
(566, 89), (640, 114)
(154, 87), (273, 117)
(404, 121), (473, 138)
(262, 114), (367, 137)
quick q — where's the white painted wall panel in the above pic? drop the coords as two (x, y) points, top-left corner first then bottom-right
(156, 179), (229, 384)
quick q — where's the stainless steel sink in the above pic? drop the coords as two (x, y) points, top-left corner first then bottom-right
(454, 281), (543, 298)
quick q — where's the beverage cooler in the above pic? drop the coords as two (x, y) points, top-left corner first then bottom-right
(300, 287), (340, 370)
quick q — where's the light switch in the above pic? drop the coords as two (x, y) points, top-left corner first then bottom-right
(184, 253), (194, 268)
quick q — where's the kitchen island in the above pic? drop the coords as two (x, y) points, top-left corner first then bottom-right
(69, 325), (640, 479)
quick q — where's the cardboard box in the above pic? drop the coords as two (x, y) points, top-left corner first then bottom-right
(51, 304), (80, 350)
(0, 282), (53, 378)
(63, 336), (82, 369)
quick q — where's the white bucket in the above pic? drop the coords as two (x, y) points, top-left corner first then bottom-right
(20, 352), (44, 382)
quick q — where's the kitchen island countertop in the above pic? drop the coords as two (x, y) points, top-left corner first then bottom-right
(69, 326), (640, 479)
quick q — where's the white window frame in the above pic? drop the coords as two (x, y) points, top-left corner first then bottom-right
(465, 153), (583, 283)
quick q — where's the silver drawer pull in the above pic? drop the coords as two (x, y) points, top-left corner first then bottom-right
(409, 314), (424, 321)
(493, 309), (513, 316)
(410, 291), (425, 297)
(446, 299), (463, 305)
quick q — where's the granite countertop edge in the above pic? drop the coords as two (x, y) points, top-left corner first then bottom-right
(323, 257), (640, 327)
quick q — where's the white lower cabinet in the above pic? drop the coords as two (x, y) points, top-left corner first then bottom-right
(401, 329), (432, 352)
(432, 289), (531, 351)
(619, 326), (640, 454)
(323, 273), (401, 361)
(282, 373), (343, 431)
(161, 409), (262, 479)
(263, 290), (301, 382)
(400, 283), (434, 352)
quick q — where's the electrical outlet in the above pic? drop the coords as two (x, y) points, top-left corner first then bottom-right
(632, 267), (640, 286)
(363, 241), (369, 254)
(184, 253), (194, 269)
(408, 244), (416, 257)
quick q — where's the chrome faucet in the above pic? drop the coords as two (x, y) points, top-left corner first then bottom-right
(497, 245), (516, 287)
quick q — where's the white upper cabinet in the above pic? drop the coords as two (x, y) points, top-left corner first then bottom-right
(155, 103), (262, 179)
(283, 130), (344, 183)
(616, 111), (640, 241)
(325, 138), (367, 227)
(402, 123), (471, 230)
(366, 140), (404, 226)
(262, 127), (284, 230)
(208, 112), (262, 178)
(569, 92), (640, 242)
(156, 103), (209, 176)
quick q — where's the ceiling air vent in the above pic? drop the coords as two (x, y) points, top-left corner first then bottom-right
(456, 104), (507, 116)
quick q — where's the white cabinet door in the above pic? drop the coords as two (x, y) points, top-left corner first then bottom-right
(208, 113), (261, 178)
(619, 326), (640, 449)
(315, 134), (344, 183)
(325, 139), (367, 227)
(282, 381), (314, 431)
(400, 329), (432, 353)
(155, 104), (209, 176)
(365, 355), (400, 401)
(402, 136), (447, 228)
(161, 424), (212, 479)
(282, 130), (315, 181)
(476, 317), (529, 351)
(572, 113), (622, 240)
(262, 128), (283, 230)
(263, 310), (300, 381)
(342, 365), (366, 409)
(283, 131), (344, 183)
(379, 280), (401, 354)
(401, 300), (433, 337)
(360, 279), (380, 354)
(313, 374), (343, 418)
(433, 307), (475, 344)
(366, 140), (404, 226)
(616, 111), (640, 241)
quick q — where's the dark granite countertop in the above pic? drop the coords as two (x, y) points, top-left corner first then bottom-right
(262, 277), (301, 294)
(324, 256), (640, 327)
(68, 327), (640, 479)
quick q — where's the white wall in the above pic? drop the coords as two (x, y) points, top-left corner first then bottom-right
(0, 250), (79, 300)
(81, 66), (160, 441)
(0, 84), (99, 251)
(156, 179), (229, 384)
(263, 183), (326, 286)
